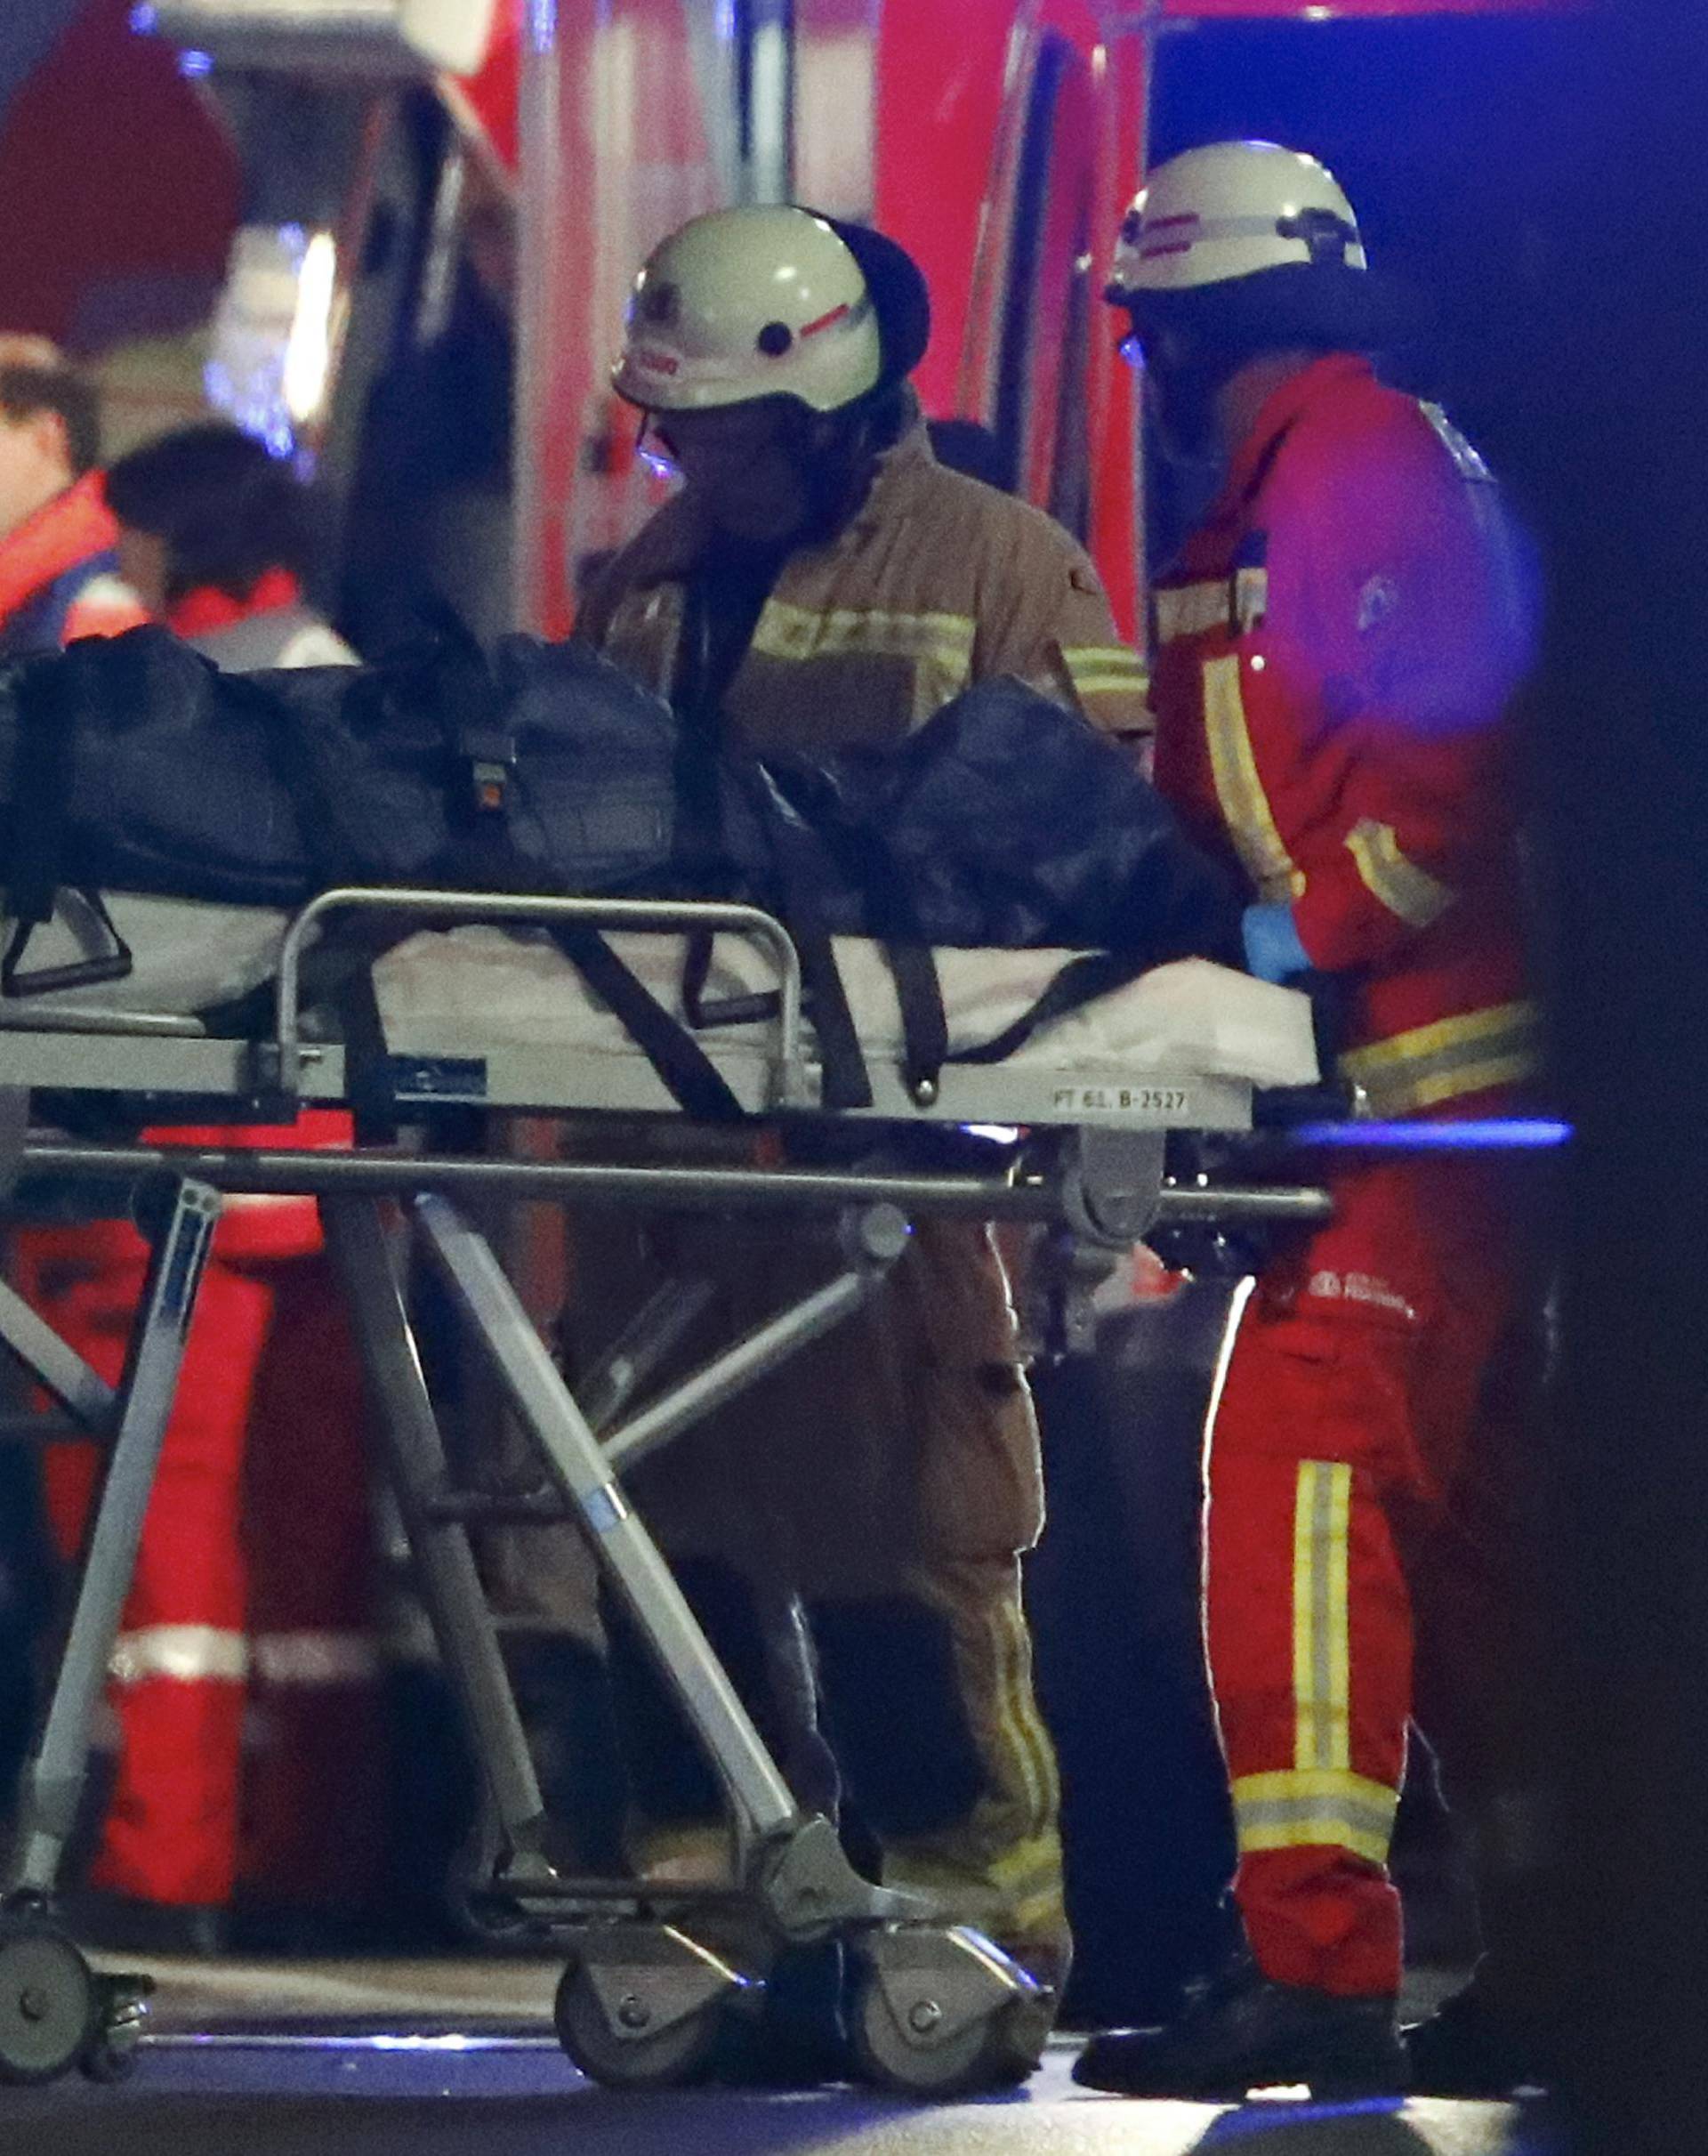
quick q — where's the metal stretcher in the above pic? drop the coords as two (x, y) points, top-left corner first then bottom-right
(0, 890), (1331, 2096)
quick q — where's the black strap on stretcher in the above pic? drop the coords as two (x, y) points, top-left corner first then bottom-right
(430, 626), (746, 1124)
(1, 656), (133, 997)
(681, 764), (958, 1107)
(668, 624), (874, 1110)
(947, 949), (1148, 1068)
(735, 764), (873, 1110)
(547, 921), (742, 1121)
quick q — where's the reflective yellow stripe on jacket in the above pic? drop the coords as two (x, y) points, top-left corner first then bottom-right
(1345, 819), (1454, 930)
(1059, 643), (1148, 707)
(1339, 999), (1542, 1116)
(750, 599), (976, 723)
(1202, 653), (1304, 902)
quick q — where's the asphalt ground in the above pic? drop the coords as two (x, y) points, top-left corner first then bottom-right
(0, 1955), (1543, 2156)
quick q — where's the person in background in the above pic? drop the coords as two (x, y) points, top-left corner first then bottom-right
(0, 336), (144, 1831)
(0, 335), (145, 653)
(21, 421), (379, 1955)
(104, 421), (354, 668)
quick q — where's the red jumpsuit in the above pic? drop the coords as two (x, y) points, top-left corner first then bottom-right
(28, 1121), (383, 1911)
(1150, 355), (1539, 1997)
(20, 575), (382, 1915)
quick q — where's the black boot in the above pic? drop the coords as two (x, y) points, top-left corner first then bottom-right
(1403, 1983), (1553, 2097)
(1073, 1952), (1406, 2100)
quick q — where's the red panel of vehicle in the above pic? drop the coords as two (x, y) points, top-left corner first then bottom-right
(451, 0), (521, 180)
(0, 0), (238, 345)
(873, 0), (1016, 418)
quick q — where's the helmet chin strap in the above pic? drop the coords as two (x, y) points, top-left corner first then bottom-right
(1139, 327), (1253, 470)
(786, 384), (914, 540)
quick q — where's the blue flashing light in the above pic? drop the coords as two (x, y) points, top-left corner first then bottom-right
(202, 360), (298, 464)
(177, 47), (214, 77)
(1292, 1118), (1572, 1153)
(128, 4), (158, 33)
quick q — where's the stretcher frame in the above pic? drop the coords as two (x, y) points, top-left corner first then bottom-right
(0, 890), (1330, 2093)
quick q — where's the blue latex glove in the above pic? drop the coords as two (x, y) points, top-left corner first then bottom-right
(1240, 900), (1312, 984)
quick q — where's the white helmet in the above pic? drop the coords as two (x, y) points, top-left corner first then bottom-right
(614, 206), (887, 416)
(1108, 141), (1366, 303)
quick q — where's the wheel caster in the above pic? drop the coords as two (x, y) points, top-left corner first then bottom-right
(81, 1973), (153, 2083)
(553, 1926), (755, 2091)
(850, 1926), (1051, 2099)
(555, 1965), (725, 2089)
(0, 1918), (96, 2087)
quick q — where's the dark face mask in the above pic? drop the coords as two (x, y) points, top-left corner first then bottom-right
(1132, 321), (1241, 475)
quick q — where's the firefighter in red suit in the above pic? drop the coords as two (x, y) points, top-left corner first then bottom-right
(1077, 143), (1545, 2098)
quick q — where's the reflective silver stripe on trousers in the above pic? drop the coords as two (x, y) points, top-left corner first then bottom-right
(108, 1627), (382, 1685)
(109, 1626), (248, 1685)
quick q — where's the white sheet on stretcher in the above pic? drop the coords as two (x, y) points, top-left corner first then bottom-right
(371, 927), (1318, 1089)
(4, 893), (288, 1015)
(2, 893), (1318, 1090)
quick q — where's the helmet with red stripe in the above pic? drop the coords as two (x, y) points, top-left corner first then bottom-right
(1107, 141), (1365, 303)
(1103, 141), (1415, 358)
(613, 205), (929, 416)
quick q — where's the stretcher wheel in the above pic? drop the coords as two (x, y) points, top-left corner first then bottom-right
(848, 1943), (1051, 2099)
(0, 1918), (96, 2086)
(553, 1963), (723, 2090)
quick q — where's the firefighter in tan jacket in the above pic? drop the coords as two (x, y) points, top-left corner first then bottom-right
(579, 206), (1148, 2004)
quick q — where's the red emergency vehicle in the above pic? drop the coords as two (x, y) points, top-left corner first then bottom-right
(2, 0), (1580, 650)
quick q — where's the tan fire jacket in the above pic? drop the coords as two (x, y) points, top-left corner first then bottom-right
(569, 415), (1147, 1604)
(576, 416), (1148, 751)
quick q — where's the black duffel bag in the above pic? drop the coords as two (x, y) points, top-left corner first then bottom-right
(705, 678), (1240, 1103)
(0, 626), (681, 913)
(737, 674), (1234, 957)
